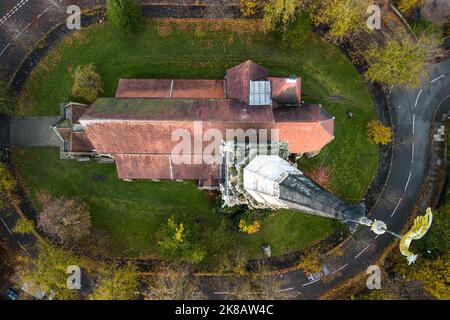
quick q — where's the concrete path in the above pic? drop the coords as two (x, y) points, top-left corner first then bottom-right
(10, 116), (62, 147)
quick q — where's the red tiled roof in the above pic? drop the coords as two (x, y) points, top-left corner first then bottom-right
(269, 77), (302, 106)
(70, 132), (94, 152)
(116, 79), (225, 99)
(116, 79), (171, 98)
(114, 154), (219, 180)
(226, 60), (268, 103)
(67, 103), (89, 125)
(273, 104), (332, 122)
(274, 104), (334, 153)
(80, 98), (274, 122)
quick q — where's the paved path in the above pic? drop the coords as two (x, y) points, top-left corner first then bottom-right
(10, 116), (62, 147)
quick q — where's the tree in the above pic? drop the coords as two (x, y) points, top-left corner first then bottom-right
(145, 264), (204, 300)
(364, 36), (429, 87)
(0, 162), (16, 209)
(240, 0), (258, 18)
(298, 247), (322, 275)
(367, 119), (393, 145)
(252, 274), (297, 300)
(37, 196), (91, 245)
(0, 68), (15, 114)
(18, 240), (79, 300)
(227, 269), (297, 300)
(71, 64), (103, 103)
(158, 216), (206, 264)
(90, 263), (139, 300)
(310, 0), (372, 40)
(263, 0), (305, 32)
(238, 218), (261, 234)
(106, 0), (144, 34)
(396, 0), (422, 13)
(13, 218), (35, 235)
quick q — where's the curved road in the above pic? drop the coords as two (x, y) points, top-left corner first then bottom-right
(1, 0), (449, 300)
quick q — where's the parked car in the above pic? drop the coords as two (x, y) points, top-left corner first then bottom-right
(6, 288), (19, 300)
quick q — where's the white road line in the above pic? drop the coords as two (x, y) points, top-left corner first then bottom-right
(430, 75), (445, 83)
(354, 245), (370, 259)
(330, 263), (349, 275)
(275, 287), (294, 292)
(0, 0), (31, 26)
(404, 171), (412, 191)
(337, 263), (348, 271)
(375, 234), (380, 239)
(12, 32), (22, 40)
(0, 43), (11, 57)
(213, 291), (230, 295)
(37, 7), (50, 19)
(411, 142), (414, 163)
(0, 217), (13, 235)
(302, 279), (320, 287)
(391, 198), (402, 217)
(414, 89), (423, 107)
(412, 114), (415, 135)
(16, 240), (31, 256)
(22, 22), (31, 33)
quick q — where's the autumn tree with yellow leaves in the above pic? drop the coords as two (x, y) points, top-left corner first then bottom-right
(367, 120), (393, 145)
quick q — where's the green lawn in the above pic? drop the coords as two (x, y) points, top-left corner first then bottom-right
(13, 18), (377, 269)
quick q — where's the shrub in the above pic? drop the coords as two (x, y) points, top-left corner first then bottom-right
(90, 263), (139, 300)
(238, 218), (261, 235)
(263, 0), (304, 32)
(106, 0), (144, 34)
(72, 64), (103, 103)
(298, 247), (322, 275)
(37, 196), (91, 245)
(13, 218), (34, 235)
(396, 0), (422, 13)
(240, 0), (258, 18)
(158, 216), (206, 264)
(367, 120), (392, 145)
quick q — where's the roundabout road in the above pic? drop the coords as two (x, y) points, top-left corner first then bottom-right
(1, 1), (449, 300)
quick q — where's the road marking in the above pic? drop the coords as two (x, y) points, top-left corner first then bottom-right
(375, 234), (380, 239)
(412, 114), (415, 135)
(404, 171), (412, 191)
(302, 279), (320, 287)
(0, 217), (13, 235)
(391, 198), (402, 217)
(213, 291), (230, 295)
(0, 43), (11, 57)
(414, 89), (423, 107)
(36, 7), (51, 19)
(22, 22), (31, 33)
(354, 245), (370, 259)
(430, 75), (445, 83)
(16, 241), (31, 256)
(330, 263), (349, 275)
(411, 142), (415, 163)
(0, 0), (31, 26)
(276, 287), (294, 292)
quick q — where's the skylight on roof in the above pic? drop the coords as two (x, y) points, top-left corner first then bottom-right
(249, 81), (271, 106)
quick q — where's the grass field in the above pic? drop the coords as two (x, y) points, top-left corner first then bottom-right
(13, 17), (377, 268)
